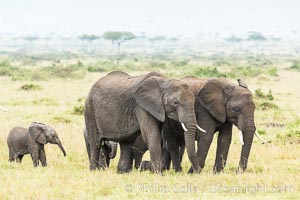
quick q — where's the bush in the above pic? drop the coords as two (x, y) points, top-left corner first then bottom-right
(171, 59), (189, 66)
(255, 89), (274, 100)
(87, 65), (105, 72)
(42, 65), (86, 79)
(257, 129), (266, 135)
(227, 66), (262, 78)
(72, 105), (85, 115)
(259, 101), (279, 110)
(52, 116), (72, 123)
(267, 67), (278, 76)
(20, 83), (42, 91)
(0, 60), (18, 76)
(192, 67), (226, 78)
(290, 60), (300, 71)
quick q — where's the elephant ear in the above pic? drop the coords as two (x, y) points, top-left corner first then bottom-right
(237, 79), (248, 89)
(198, 80), (226, 123)
(134, 76), (165, 122)
(29, 122), (47, 144)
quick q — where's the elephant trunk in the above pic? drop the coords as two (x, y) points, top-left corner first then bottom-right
(109, 142), (118, 159)
(56, 139), (66, 156)
(181, 112), (199, 173)
(239, 128), (255, 172)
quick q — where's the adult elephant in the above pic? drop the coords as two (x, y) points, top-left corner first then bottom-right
(189, 77), (266, 173)
(84, 71), (201, 173)
(162, 77), (266, 173)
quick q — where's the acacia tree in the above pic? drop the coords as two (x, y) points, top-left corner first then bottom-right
(103, 31), (136, 63)
(79, 34), (100, 53)
(247, 32), (267, 56)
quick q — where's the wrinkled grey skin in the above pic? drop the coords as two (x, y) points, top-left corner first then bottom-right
(184, 78), (256, 173)
(7, 122), (66, 167)
(84, 127), (117, 168)
(84, 71), (198, 173)
(117, 134), (148, 171)
(138, 76), (206, 172)
(160, 77), (256, 173)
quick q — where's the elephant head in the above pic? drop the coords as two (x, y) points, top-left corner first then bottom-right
(134, 76), (200, 172)
(29, 122), (66, 156)
(197, 79), (257, 172)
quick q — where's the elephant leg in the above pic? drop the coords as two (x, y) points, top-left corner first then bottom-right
(8, 149), (15, 162)
(188, 132), (214, 173)
(39, 147), (47, 167)
(179, 144), (185, 163)
(136, 109), (162, 173)
(85, 114), (101, 170)
(162, 146), (171, 171)
(99, 145), (109, 169)
(214, 123), (233, 173)
(85, 137), (91, 162)
(165, 131), (182, 172)
(117, 141), (133, 173)
(170, 147), (182, 172)
(133, 153), (142, 169)
(89, 140), (101, 170)
(30, 151), (40, 167)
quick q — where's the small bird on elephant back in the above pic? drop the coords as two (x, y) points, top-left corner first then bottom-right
(7, 122), (66, 167)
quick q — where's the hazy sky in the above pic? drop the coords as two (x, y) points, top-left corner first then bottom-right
(1, 0), (299, 36)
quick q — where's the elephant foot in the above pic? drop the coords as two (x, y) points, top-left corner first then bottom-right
(188, 166), (202, 174)
(139, 161), (152, 172)
(174, 167), (183, 173)
(117, 168), (132, 174)
(188, 166), (194, 174)
(89, 163), (100, 170)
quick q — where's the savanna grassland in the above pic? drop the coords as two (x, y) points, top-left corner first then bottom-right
(0, 43), (300, 199)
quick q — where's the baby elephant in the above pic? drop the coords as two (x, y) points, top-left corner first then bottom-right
(7, 122), (66, 167)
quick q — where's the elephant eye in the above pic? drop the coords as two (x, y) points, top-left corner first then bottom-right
(173, 100), (178, 107)
(232, 107), (240, 113)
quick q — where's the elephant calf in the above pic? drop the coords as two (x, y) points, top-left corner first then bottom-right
(7, 122), (66, 167)
(84, 127), (117, 168)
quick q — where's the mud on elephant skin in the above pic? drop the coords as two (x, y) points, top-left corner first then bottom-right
(84, 127), (117, 168)
(84, 71), (199, 173)
(7, 122), (66, 167)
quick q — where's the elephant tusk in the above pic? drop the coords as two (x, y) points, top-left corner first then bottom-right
(0, 107), (8, 112)
(238, 130), (244, 145)
(196, 124), (206, 133)
(181, 123), (188, 131)
(255, 131), (268, 144)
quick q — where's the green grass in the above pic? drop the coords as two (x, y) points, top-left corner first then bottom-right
(0, 58), (299, 199)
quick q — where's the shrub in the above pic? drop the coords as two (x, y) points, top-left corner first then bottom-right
(171, 59), (189, 66)
(227, 66), (262, 78)
(257, 129), (266, 135)
(20, 83), (42, 91)
(42, 65), (86, 79)
(72, 105), (85, 115)
(255, 89), (274, 100)
(192, 67), (226, 78)
(259, 101), (279, 110)
(290, 60), (300, 71)
(87, 66), (105, 72)
(52, 116), (72, 123)
(0, 60), (18, 76)
(267, 67), (278, 76)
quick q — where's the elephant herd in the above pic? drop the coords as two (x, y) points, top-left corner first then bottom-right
(6, 71), (267, 174)
(84, 71), (267, 174)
